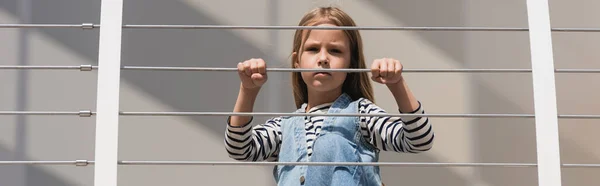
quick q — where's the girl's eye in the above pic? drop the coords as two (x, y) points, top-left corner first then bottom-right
(330, 49), (341, 53)
(306, 47), (318, 52)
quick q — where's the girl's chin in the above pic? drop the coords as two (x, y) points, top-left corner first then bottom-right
(307, 81), (342, 92)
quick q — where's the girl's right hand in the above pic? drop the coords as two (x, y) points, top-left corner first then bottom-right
(238, 58), (268, 89)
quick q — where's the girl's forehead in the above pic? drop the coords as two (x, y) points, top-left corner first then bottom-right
(304, 30), (347, 43)
(302, 28), (348, 43)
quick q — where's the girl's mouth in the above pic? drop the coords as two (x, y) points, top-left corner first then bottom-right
(314, 72), (332, 76)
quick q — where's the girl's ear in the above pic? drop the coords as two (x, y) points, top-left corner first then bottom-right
(292, 52), (299, 68)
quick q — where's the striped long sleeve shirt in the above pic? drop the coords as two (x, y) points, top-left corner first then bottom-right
(224, 99), (434, 162)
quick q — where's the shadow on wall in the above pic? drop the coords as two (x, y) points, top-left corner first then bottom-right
(472, 82), (538, 186)
(1, 0), (97, 186)
(364, 0), (467, 63)
(119, 0), (273, 134)
(0, 143), (90, 186)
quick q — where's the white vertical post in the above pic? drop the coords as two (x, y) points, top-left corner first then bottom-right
(525, 0), (562, 186)
(94, 0), (124, 186)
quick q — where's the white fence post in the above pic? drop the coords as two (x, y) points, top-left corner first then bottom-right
(94, 0), (124, 185)
(525, 0), (563, 185)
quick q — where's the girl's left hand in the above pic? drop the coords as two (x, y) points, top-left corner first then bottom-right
(370, 58), (404, 85)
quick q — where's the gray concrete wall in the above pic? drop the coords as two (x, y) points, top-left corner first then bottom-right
(0, 0), (598, 185)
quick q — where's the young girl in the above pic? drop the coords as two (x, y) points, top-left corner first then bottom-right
(225, 6), (434, 186)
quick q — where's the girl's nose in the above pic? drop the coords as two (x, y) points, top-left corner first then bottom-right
(318, 58), (329, 66)
(318, 51), (329, 66)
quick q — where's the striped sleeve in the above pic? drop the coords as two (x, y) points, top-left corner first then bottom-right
(359, 99), (434, 153)
(224, 117), (282, 162)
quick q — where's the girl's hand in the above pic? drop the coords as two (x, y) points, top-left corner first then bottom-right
(370, 58), (404, 85)
(238, 58), (268, 89)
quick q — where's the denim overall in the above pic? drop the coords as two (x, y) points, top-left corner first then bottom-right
(273, 93), (383, 186)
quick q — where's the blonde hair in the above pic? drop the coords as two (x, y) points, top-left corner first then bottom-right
(291, 6), (374, 108)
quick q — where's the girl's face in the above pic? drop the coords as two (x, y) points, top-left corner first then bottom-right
(294, 24), (352, 94)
